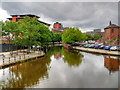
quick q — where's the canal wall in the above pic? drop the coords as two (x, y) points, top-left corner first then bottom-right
(73, 47), (120, 56)
(0, 51), (45, 69)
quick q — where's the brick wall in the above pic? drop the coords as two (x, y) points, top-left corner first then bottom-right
(104, 27), (119, 41)
(52, 30), (62, 33)
(54, 23), (59, 29)
(12, 16), (16, 22)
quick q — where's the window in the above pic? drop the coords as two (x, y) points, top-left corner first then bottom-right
(111, 29), (114, 33)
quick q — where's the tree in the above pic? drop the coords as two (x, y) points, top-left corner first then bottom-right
(84, 33), (93, 41)
(54, 33), (61, 43)
(93, 33), (102, 40)
(2, 20), (18, 55)
(12, 16), (52, 53)
(62, 27), (83, 44)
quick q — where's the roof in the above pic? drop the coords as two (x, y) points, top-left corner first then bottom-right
(54, 22), (61, 24)
(104, 24), (120, 29)
(37, 20), (51, 26)
(10, 14), (40, 18)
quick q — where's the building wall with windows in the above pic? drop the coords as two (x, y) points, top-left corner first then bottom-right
(104, 27), (119, 41)
(98, 21), (120, 46)
(7, 14), (51, 27)
(52, 22), (68, 33)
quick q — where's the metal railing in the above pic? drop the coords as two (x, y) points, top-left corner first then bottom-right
(1, 50), (43, 66)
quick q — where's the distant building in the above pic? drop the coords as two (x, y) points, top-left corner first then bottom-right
(52, 22), (68, 33)
(7, 14), (51, 27)
(86, 29), (103, 36)
(94, 29), (101, 33)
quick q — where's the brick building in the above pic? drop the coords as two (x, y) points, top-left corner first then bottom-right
(52, 22), (68, 33)
(99, 21), (120, 46)
(7, 14), (51, 27)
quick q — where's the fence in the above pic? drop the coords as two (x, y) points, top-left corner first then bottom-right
(0, 50), (43, 67)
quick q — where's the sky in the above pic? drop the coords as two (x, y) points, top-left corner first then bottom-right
(0, 0), (119, 32)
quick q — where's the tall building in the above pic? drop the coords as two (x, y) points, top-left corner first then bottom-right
(7, 14), (51, 27)
(52, 22), (68, 33)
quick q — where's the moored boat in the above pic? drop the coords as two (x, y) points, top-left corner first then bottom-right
(64, 44), (73, 50)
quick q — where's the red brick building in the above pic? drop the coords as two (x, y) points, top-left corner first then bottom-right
(52, 22), (68, 33)
(7, 14), (51, 27)
(99, 21), (120, 46)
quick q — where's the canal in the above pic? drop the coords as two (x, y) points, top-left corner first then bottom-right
(0, 46), (119, 88)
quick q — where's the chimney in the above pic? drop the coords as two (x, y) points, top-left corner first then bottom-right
(109, 21), (111, 25)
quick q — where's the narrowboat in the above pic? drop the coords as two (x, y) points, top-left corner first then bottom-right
(64, 44), (73, 50)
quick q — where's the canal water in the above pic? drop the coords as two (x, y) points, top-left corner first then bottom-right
(0, 46), (119, 88)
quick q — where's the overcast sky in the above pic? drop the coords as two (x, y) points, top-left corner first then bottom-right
(0, 0), (119, 32)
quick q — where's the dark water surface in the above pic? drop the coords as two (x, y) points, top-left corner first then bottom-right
(0, 46), (119, 88)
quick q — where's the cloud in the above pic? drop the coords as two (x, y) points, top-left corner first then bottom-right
(0, 7), (10, 22)
(1, 2), (118, 32)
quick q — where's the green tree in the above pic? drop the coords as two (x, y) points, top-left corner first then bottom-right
(54, 33), (61, 43)
(93, 33), (101, 40)
(62, 27), (83, 44)
(2, 21), (18, 55)
(13, 16), (52, 52)
(84, 33), (93, 41)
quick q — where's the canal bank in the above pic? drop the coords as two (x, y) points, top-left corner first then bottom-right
(0, 51), (45, 69)
(73, 46), (120, 56)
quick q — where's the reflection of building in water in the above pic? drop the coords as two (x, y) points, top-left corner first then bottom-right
(104, 56), (120, 74)
(54, 53), (62, 59)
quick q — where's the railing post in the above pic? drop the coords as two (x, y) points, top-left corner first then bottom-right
(14, 56), (16, 62)
(9, 57), (10, 63)
(3, 58), (4, 65)
(19, 56), (21, 60)
(24, 54), (25, 59)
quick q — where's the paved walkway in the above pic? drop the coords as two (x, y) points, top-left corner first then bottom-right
(0, 49), (44, 68)
(73, 46), (120, 56)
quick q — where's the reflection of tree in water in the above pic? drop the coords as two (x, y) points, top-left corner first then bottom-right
(2, 57), (51, 88)
(62, 47), (84, 67)
(45, 46), (62, 58)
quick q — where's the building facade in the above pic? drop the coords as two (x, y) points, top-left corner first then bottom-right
(52, 22), (68, 33)
(7, 14), (51, 27)
(99, 21), (120, 46)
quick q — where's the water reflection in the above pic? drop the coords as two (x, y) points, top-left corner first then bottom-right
(0, 46), (119, 88)
(54, 53), (62, 59)
(62, 48), (84, 67)
(104, 56), (120, 74)
(0, 57), (51, 88)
